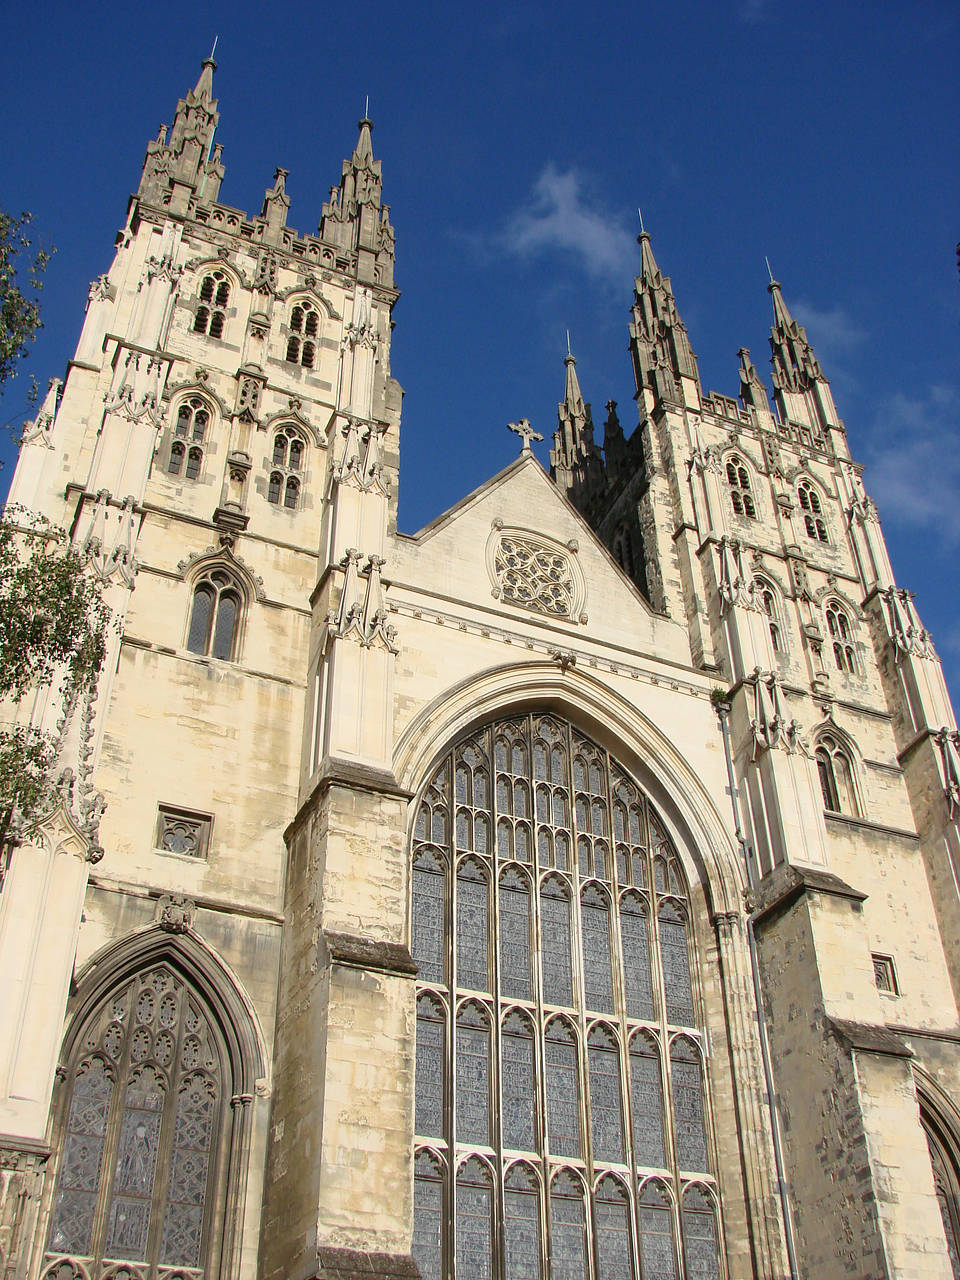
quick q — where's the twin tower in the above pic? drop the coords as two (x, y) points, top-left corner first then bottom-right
(2, 54), (960, 1280)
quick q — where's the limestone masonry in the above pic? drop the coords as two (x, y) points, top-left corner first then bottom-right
(2, 54), (960, 1280)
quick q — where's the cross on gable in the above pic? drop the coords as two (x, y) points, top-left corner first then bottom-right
(508, 418), (543, 454)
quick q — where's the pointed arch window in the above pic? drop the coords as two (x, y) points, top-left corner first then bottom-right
(922, 1109), (960, 1279)
(755, 577), (785, 653)
(411, 713), (723, 1275)
(815, 735), (858, 815)
(267, 425), (307, 511)
(45, 964), (226, 1279)
(412, 1150), (445, 1280)
(285, 300), (319, 368)
(798, 480), (828, 541)
(193, 271), (230, 338)
(638, 1180), (678, 1280)
(168, 398), (210, 478)
(549, 1170), (589, 1280)
(415, 994), (445, 1141)
(186, 568), (242, 661)
(826, 601), (857, 673)
(504, 1164), (542, 1280)
(682, 1186), (722, 1279)
(726, 455), (756, 518)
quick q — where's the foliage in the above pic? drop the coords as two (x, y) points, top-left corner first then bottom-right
(0, 210), (54, 397)
(0, 508), (111, 825)
(710, 686), (732, 711)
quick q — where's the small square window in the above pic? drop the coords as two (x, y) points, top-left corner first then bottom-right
(156, 804), (212, 859)
(872, 953), (899, 996)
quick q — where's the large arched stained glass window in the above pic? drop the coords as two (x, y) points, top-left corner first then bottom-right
(45, 964), (225, 1280)
(410, 713), (724, 1278)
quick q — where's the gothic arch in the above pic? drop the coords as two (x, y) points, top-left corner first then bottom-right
(162, 380), (232, 422)
(261, 408), (324, 449)
(393, 661), (744, 915)
(42, 926), (267, 1280)
(177, 546), (266, 605)
(62, 925), (267, 1094)
(275, 285), (337, 316)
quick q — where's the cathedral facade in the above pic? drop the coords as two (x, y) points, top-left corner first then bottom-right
(2, 56), (960, 1280)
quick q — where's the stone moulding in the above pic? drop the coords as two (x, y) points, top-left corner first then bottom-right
(322, 929), (417, 977)
(315, 1246), (420, 1279)
(827, 1017), (913, 1059)
(750, 863), (867, 929)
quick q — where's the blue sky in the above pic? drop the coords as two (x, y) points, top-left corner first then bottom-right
(1, 1), (957, 701)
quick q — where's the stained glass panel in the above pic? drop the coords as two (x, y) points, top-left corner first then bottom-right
(672, 1044), (709, 1172)
(682, 1191), (720, 1280)
(505, 1174), (541, 1280)
(588, 1036), (625, 1165)
(415, 1001), (444, 1138)
(413, 1155), (444, 1280)
(595, 1188), (634, 1279)
(456, 1018), (490, 1146)
(639, 1202), (677, 1280)
(630, 1040), (666, 1169)
(412, 857), (445, 986)
(502, 1018), (536, 1152)
(48, 1060), (113, 1255)
(550, 1178), (588, 1280)
(457, 865), (489, 993)
(581, 891), (614, 1014)
(545, 1026), (581, 1158)
(159, 1074), (215, 1266)
(499, 874), (532, 1000)
(456, 1170), (493, 1280)
(105, 1069), (164, 1259)
(541, 884), (573, 1007)
(621, 900), (654, 1020)
(660, 908), (695, 1026)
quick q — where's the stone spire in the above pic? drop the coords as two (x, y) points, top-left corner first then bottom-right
(629, 229), (700, 408)
(319, 112), (394, 285)
(137, 55), (224, 211)
(765, 271), (843, 443)
(767, 276), (825, 393)
(550, 349), (604, 508)
(738, 346), (771, 412)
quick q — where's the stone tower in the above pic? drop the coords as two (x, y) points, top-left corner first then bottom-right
(2, 54), (960, 1280)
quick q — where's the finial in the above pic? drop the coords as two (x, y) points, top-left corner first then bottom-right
(508, 419), (544, 455)
(765, 256), (778, 286)
(209, 35), (218, 59)
(365, 94), (369, 117)
(566, 329), (571, 357)
(638, 207), (645, 234)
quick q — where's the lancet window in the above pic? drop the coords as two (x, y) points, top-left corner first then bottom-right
(186, 568), (242, 661)
(411, 712), (722, 1278)
(755, 578), (784, 653)
(726, 456), (756, 519)
(814, 734), (858, 816)
(798, 480), (828, 542)
(267, 425), (305, 510)
(168, 398), (210, 480)
(285, 300), (319, 368)
(44, 964), (226, 1280)
(922, 1109), (960, 1280)
(193, 270), (230, 338)
(825, 602), (857, 674)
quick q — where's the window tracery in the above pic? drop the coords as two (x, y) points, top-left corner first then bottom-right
(285, 300), (319, 368)
(491, 532), (581, 619)
(193, 271), (230, 339)
(923, 1110), (960, 1279)
(411, 712), (721, 1278)
(267, 426), (305, 510)
(814, 734), (858, 816)
(45, 964), (225, 1280)
(798, 480), (828, 541)
(755, 578), (785, 653)
(825, 601), (857, 674)
(168, 399), (210, 480)
(726, 456), (756, 519)
(186, 568), (242, 661)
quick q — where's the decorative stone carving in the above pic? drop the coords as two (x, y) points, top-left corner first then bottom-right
(156, 893), (197, 933)
(325, 550), (399, 653)
(935, 729), (960, 817)
(81, 491), (140, 587)
(749, 669), (807, 758)
(488, 528), (585, 621)
(717, 537), (754, 612)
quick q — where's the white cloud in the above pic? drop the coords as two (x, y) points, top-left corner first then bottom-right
(864, 384), (960, 547)
(498, 165), (637, 283)
(792, 300), (866, 358)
